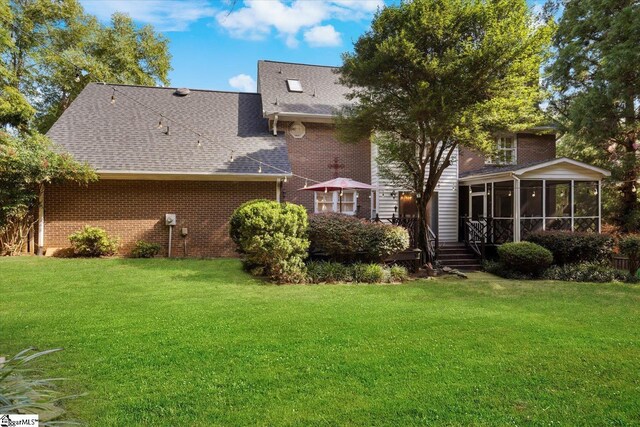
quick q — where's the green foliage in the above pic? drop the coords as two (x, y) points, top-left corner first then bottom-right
(483, 260), (536, 280)
(337, 0), (552, 255)
(0, 132), (96, 255)
(308, 213), (366, 259)
(1, 0), (171, 131)
(130, 240), (161, 258)
(366, 222), (411, 261)
(389, 265), (409, 283)
(229, 200), (309, 283)
(548, 0), (640, 231)
(525, 231), (614, 265)
(306, 260), (405, 284)
(352, 262), (388, 283)
(618, 235), (640, 275)
(69, 226), (119, 257)
(497, 242), (553, 276)
(543, 262), (629, 283)
(306, 261), (353, 283)
(308, 213), (409, 262)
(0, 347), (75, 423)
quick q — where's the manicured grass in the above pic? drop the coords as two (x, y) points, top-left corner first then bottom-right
(1, 257), (640, 426)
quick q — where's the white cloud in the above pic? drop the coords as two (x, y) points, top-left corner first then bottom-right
(228, 74), (257, 92)
(216, 0), (382, 48)
(80, 0), (217, 31)
(304, 25), (341, 47)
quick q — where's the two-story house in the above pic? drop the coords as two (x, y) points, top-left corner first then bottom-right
(39, 60), (609, 262)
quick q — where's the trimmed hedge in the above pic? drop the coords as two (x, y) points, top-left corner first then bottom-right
(69, 226), (119, 257)
(229, 200), (309, 283)
(525, 231), (613, 265)
(308, 213), (409, 262)
(497, 242), (553, 276)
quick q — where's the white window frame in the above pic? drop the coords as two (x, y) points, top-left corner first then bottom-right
(314, 190), (358, 215)
(286, 79), (303, 92)
(486, 135), (517, 165)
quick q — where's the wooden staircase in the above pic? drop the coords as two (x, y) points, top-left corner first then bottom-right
(437, 243), (483, 271)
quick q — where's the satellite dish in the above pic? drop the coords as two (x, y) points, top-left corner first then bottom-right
(174, 88), (191, 97)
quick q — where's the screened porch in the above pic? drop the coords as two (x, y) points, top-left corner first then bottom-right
(458, 158), (611, 244)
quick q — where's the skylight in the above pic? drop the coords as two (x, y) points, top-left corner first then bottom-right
(286, 79), (303, 92)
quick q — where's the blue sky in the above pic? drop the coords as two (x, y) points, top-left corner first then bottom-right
(79, 0), (543, 92)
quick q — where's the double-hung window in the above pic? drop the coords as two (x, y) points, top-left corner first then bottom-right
(486, 136), (517, 165)
(314, 191), (357, 215)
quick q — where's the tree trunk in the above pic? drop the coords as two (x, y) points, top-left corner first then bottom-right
(416, 195), (431, 265)
(621, 136), (639, 232)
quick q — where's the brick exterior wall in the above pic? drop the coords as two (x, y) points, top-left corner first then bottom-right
(459, 133), (556, 174)
(44, 179), (275, 257)
(280, 121), (372, 218)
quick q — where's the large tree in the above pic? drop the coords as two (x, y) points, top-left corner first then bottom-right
(1, 0), (171, 132)
(0, 0), (171, 254)
(547, 0), (640, 231)
(337, 0), (553, 262)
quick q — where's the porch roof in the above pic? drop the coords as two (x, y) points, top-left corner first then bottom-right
(459, 157), (610, 185)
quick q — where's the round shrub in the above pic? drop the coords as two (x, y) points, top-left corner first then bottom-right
(365, 222), (411, 262)
(229, 200), (309, 283)
(389, 265), (409, 282)
(69, 226), (119, 257)
(308, 213), (409, 262)
(131, 240), (161, 258)
(352, 262), (387, 283)
(497, 242), (553, 275)
(525, 231), (613, 265)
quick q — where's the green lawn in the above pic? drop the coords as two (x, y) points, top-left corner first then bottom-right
(1, 258), (640, 426)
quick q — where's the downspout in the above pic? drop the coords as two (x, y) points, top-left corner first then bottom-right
(512, 173), (521, 242)
(37, 184), (45, 256)
(272, 114), (278, 136)
(276, 179), (281, 202)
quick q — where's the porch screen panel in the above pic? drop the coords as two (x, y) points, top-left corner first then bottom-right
(492, 181), (514, 243)
(520, 180), (543, 238)
(545, 181), (571, 231)
(574, 181), (599, 232)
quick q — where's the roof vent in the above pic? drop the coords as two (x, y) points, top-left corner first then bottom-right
(174, 88), (191, 97)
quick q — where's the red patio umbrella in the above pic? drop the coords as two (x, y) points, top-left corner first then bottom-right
(300, 177), (374, 213)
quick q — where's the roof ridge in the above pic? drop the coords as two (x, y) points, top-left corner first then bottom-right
(89, 82), (260, 96)
(259, 59), (339, 69)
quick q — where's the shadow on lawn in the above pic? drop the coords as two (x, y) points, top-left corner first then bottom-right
(108, 257), (269, 286)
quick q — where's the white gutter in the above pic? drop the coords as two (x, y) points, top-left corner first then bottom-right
(97, 170), (292, 182)
(273, 114), (278, 136)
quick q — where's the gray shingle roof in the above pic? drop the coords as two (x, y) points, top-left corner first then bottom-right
(258, 60), (353, 116)
(47, 83), (290, 175)
(459, 160), (552, 178)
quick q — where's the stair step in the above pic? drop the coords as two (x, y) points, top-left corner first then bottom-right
(438, 249), (475, 255)
(439, 259), (482, 265)
(448, 265), (483, 271)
